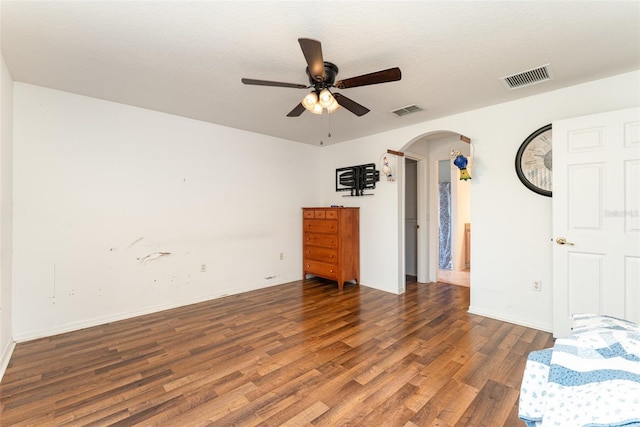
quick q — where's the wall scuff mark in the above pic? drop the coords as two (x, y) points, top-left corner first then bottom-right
(128, 237), (145, 249)
(138, 251), (172, 265)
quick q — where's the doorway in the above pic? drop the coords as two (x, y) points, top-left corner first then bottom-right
(437, 158), (470, 287)
(405, 158), (418, 282)
(402, 132), (471, 288)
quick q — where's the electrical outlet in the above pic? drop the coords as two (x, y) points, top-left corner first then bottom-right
(532, 280), (542, 292)
(280, 252), (284, 260)
(201, 263), (207, 273)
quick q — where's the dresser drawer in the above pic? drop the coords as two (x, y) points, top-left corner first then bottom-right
(303, 245), (337, 262)
(304, 219), (337, 234)
(304, 233), (338, 248)
(303, 259), (338, 280)
(303, 209), (339, 219)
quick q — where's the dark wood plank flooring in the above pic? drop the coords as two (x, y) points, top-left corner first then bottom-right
(0, 278), (554, 426)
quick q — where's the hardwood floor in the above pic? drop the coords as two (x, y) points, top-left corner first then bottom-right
(0, 278), (554, 426)
(437, 269), (470, 288)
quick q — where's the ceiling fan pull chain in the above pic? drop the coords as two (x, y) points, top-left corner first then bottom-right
(318, 111), (325, 145)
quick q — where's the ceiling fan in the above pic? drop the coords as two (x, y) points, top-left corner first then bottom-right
(241, 38), (402, 117)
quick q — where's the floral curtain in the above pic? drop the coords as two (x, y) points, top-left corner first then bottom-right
(438, 182), (452, 270)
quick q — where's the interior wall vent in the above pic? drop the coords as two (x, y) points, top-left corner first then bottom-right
(500, 64), (553, 90)
(391, 105), (423, 117)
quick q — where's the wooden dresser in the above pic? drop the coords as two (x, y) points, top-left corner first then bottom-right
(302, 207), (359, 290)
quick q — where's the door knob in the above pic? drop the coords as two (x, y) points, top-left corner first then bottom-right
(556, 237), (575, 246)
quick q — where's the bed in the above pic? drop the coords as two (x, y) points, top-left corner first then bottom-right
(518, 314), (640, 427)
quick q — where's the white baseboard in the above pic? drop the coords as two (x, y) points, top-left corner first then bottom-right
(467, 306), (553, 333)
(0, 339), (16, 382)
(356, 281), (400, 294)
(13, 277), (300, 343)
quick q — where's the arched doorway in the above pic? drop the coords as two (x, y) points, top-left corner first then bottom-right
(400, 131), (472, 288)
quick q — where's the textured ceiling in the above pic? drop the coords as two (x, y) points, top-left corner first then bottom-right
(2, 1), (639, 146)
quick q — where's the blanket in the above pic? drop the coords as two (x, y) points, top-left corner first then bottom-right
(519, 314), (640, 427)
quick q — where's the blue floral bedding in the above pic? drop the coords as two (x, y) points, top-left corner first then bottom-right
(519, 314), (640, 427)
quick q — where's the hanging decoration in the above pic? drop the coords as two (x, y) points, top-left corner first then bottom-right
(381, 156), (393, 181)
(379, 153), (396, 181)
(451, 149), (471, 180)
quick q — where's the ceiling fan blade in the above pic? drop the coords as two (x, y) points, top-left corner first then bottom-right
(241, 78), (307, 89)
(298, 38), (325, 82)
(287, 103), (306, 117)
(335, 67), (402, 89)
(333, 93), (370, 116)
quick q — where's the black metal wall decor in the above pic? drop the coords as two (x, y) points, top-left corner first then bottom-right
(335, 163), (380, 196)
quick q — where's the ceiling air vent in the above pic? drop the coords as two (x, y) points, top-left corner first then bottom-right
(391, 104), (423, 117)
(500, 64), (553, 90)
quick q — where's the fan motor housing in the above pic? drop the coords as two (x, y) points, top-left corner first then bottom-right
(307, 61), (338, 88)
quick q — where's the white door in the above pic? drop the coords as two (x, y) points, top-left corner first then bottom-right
(552, 107), (640, 337)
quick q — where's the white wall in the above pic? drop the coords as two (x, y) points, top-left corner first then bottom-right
(0, 53), (14, 378)
(321, 70), (640, 331)
(320, 140), (404, 292)
(12, 83), (322, 341)
(450, 154), (471, 272)
(454, 175), (471, 270)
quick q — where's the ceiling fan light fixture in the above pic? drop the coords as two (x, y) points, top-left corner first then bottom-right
(327, 98), (340, 113)
(302, 92), (319, 110)
(310, 103), (324, 115)
(302, 90), (338, 114)
(318, 89), (334, 108)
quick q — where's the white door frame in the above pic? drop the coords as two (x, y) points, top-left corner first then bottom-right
(398, 152), (429, 291)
